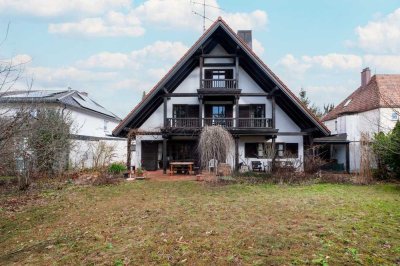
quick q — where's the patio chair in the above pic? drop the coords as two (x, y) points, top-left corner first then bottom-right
(208, 159), (218, 172)
(251, 161), (263, 172)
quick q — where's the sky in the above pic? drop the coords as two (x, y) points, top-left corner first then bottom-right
(1, 0), (400, 118)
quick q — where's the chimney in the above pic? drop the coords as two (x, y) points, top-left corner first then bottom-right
(237, 30), (252, 49)
(80, 91), (88, 96)
(361, 67), (371, 87)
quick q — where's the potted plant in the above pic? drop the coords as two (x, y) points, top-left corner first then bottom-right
(135, 167), (144, 179)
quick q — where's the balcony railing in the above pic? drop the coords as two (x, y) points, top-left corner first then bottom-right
(166, 118), (272, 129)
(201, 79), (237, 89)
(204, 118), (234, 127)
(238, 118), (272, 128)
(167, 118), (199, 128)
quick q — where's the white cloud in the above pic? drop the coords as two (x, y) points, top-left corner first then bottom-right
(0, 0), (131, 17)
(76, 52), (130, 69)
(133, 0), (267, 32)
(28, 66), (117, 87)
(48, 11), (145, 37)
(302, 53), (362, 70)
(10, 54), (32, 65)
(355, 8), (400, 53)
(252, 38), (265, 56)
(77, 41), (189, 70)
(277, 54), (311, 76)
(364, 55), (400, 72)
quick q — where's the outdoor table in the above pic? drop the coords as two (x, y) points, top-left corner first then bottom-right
(169, 162), (194, 175)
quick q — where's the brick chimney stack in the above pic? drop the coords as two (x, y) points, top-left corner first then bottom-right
(237, 30), (252, 49)
(361, 67), (371, 87)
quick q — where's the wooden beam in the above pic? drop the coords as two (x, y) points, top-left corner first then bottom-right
(164, 93), (198, 97)
(240, 93), (269, 97)
(163, 96), (167, 128)
(126, 133), (132, 171)
(162, 137), (167, 174)
(203, 63), (235, 67)
(234, 96), (239, 128)
(271, 95), (276, 129)
(236, 55), (239, 89)
(202, 54), (236, 58)
(199, 97), (203, 127)
(199, 55), (203, 90)
(235, 137), (239, 171)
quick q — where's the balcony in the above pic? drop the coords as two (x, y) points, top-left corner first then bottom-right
(201, 79), (237, 89)
(166, 118), (272, 129)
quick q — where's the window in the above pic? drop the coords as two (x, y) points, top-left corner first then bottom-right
(212, 105), (225, 118)
(245, 142), (299, 158)
(104, 120), (108, 131)
(343, 98), (352, 107)
(391, 112), (399, 121)
(204, 69), (234, 88)
(335, 120), (338, 131)
(245, 143), (258, 158)
(285, 143), (299, 158)
(173, 105), (199, 118)
(276, 143), (284, 157)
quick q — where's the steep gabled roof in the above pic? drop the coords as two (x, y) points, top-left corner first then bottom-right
(113, 17), (330, 137)
(0, 89), (120, 121)
(322, 75), (400, 121)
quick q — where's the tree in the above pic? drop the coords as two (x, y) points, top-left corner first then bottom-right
(298, 88), (334, 118)
(28, 108), (72, 176)
(198, 126), (234, 173)
(372, 121), (400, 178)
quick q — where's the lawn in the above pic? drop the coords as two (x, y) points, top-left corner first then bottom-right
(1, 181), (399, 265)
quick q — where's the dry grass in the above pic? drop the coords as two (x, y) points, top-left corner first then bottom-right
(1, 181), (399, 265)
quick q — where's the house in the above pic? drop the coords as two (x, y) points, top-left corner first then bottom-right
(0, 89), (132, 168)
(113, 17), (329, 173)
(322, 68), (400, 172)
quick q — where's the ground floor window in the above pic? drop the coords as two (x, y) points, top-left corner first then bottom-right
(244, 142), (299, 158)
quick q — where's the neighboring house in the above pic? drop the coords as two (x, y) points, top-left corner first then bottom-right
(113, 17), (329, 173)
(0, 89), (133, 168)
(322, 68), (400, 172)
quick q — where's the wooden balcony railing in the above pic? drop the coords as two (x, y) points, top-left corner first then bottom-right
(201, 79), (237, 89)
(166, 117), (273, 129)
(166, 118), (199, 128)
(238, 118), (272, 128)
(203, 118), (234, 128)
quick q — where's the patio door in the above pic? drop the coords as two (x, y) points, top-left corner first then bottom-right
(141, 141), (159, 171)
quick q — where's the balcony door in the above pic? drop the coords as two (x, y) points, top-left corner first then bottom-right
(205, 105), (233, 127)
(204, 69), (233, 88)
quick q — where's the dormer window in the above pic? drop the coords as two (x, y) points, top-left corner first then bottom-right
(391, 111), (399, 121)
(343, 99), (352, 107)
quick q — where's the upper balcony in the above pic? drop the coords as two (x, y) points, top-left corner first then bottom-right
(201, 79), (237, 89)
(165, 117), (272, 130)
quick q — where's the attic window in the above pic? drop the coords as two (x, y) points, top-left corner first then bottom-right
(391, 112), (399, 121)
(343, 99), (352, 107)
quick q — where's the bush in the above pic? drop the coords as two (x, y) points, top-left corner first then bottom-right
(373, 121), (400, 178)
(108, 163), (127, 175)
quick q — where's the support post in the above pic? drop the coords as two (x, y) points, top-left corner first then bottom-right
(235, 55), (239, 88)
(199, 96), (203, 127)
(163, 137), (167, 174)
(271, 95), (276, 129)
(346, 142), (350, 173)
(127, 133), (132, 171)
(271, 136), (276, 172)
(235, 136), (239, 171)
(235, 96), (239, 128)
(199, 55), (203, 89)
(163, 96), (167, 128)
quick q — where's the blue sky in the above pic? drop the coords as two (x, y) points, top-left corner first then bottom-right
(1, 0), (400, 117)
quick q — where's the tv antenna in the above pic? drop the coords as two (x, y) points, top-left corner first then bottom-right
(191, 0), (224, 32)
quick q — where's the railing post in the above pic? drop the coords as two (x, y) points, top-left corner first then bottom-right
(234, 96), (239, 128)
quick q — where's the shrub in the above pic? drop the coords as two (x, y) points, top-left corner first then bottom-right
(108, 163), (127, 175)
(135, 167), (143, 177)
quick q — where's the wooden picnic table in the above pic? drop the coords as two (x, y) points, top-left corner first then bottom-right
(169, 162), (194, 175)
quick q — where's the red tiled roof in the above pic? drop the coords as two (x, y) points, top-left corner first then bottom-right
(322, 74), (400, 121)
